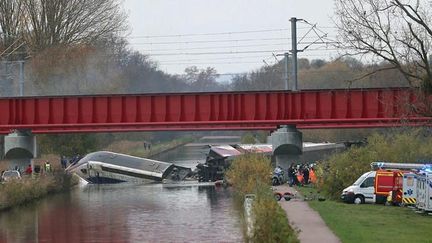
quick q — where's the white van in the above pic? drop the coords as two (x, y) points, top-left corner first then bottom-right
(1, 170), (21, 182)
(341, 171), (376, 204)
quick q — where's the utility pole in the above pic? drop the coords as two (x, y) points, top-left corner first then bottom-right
(18, 61), (24, 96)
(290, 17), (299, 91)
(284, 52), (289, 90)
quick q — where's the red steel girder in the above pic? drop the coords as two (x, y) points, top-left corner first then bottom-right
(0, 88), (430, 134)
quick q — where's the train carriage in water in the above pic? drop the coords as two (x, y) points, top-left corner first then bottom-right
(66, 151), (191, 184)
(197, 142), (345, 182)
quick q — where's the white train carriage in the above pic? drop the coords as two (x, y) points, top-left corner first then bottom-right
(66, 151), (191, 184)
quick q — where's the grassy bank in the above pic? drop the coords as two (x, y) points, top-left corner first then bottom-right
(296, 186), (432, 243)
(0, 173), (77, 211)
(226, 153), (298, 243)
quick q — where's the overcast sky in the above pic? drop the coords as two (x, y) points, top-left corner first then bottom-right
(123, 0), (338, 76)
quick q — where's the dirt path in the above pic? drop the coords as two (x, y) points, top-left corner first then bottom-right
(276, 185), (341, 243)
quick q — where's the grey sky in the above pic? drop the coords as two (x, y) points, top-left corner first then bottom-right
(123, 0), (338, 76)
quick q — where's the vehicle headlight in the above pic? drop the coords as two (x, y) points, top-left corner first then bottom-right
(343, 188), (354, 194)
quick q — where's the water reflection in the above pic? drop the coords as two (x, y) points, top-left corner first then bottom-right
(0, 183), (242, 243)
(0, 143), (242, 243)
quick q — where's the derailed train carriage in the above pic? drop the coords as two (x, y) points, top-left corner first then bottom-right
(66, 151), (191, 184)
(196, 142), (346, 182)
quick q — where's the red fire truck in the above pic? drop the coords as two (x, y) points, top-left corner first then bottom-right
(372, 162), (424, 205)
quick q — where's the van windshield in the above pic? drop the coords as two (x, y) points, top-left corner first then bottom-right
(353, 174), (368, 186)
(3, 171), (19, 177)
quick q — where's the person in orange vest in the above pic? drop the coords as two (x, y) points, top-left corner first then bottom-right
(309, 167), (317, 184)
(297, 166), (304, 185)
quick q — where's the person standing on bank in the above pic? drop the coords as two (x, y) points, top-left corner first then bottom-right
(287, 163), (296, 186)
(44, 161), (52, 173)
(25, 164), (32, 175)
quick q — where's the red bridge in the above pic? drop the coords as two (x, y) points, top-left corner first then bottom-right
(0, 88), (430, 134)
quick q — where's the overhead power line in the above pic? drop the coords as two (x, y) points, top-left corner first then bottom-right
(168, 69), (360, 76)
(161, 61), (264, 65)
(148, 50), (290, 56)
(128, 28), (290, 38)
(139, 42), (288, 52)
(156, 55), (276, 62)
(147, 48), (340, 56)
(156, 53), (339, 64)
(136, 41), (336, 52)
(127, 26), (338, 39)
(128, 36), (336, 45)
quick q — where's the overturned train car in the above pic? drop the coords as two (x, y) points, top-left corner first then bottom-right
(66, 151), (191, 184)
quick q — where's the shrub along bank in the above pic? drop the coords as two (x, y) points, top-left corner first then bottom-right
(225, 153), (299, 243)
(0, 172), (77, 211)
(316, 130), (432, 200)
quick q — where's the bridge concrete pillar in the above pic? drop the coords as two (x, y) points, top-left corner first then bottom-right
(269, 125), (302, 170)
(3, 130), (37, 171)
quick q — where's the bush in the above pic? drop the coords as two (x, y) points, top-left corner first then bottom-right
(252, 185), (299, 243)
(226, 153), (298, 243)
(0, 172), (77, 210)
(317, 130), (432, 200)
(225, 153), (272, 198)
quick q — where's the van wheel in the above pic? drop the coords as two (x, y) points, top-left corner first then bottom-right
(354, 195), (365, 204)
(274, 193), (282, 201)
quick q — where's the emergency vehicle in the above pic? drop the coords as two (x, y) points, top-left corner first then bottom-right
(416, 166), (432, 212)
(374, 170), (405, 205)
(402, 172), (417, 205)
(342, 162), (425, 205)
(372, 162), (426, 205)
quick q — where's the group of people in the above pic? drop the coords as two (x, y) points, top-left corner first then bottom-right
(143, 142), (152, 150)
(5, 154), (80, 177)
(60, 154), (82, 169)
(22, 161), (52, 175)
(287, 163), (316, 186)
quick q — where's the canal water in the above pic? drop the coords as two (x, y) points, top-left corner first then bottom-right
(0, 143), (243, 243)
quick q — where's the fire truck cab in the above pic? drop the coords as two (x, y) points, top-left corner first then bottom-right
(374, 170), (405, 205)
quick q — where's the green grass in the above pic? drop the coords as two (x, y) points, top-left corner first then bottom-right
(296, 186), (432, 243)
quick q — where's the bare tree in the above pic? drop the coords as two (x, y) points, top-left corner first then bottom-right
(0, 0), (21, 40)
(20, 0), (127, 51)
(0, 0), (24, 58)
(335, 0), (432, 91)
(184, 66), (221, 91)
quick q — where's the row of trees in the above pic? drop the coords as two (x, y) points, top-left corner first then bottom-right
(1, 0), (431, 94)
(1, 0), (431, 96)
(0, 0), (228, 95)
(230, 57), (409, 91)
(0, 0), (128, 95)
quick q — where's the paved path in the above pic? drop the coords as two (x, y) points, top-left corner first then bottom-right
(275, 185), (341, 243)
